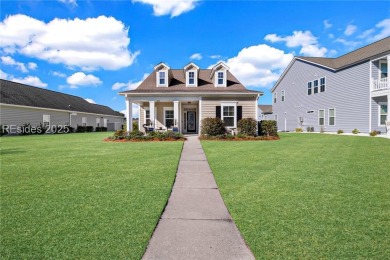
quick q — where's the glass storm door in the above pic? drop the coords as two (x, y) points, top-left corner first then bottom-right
(187, 111), (196, 133)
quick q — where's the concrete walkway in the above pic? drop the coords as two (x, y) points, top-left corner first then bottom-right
(142, 135), (255, 260)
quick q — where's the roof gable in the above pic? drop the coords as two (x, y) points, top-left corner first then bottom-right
(184, 62), (200, 71)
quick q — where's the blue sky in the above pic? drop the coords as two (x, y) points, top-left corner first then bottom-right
(1, 0), (389, 116)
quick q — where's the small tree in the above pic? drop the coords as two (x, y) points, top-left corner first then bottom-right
(258, 120), (278, 137)
(201, 117), (226, 136)
(237, 118), (257, 136)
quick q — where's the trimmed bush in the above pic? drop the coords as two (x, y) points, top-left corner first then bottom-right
(128, 129), (143, 139)
(295, 128), (303, 132)
(258, 120), (278, 137)
(307, 126), (315, 132)
(201, 117), (226, 136)
(237, 118), (257, 136)
(352, 129), (359, 134)
(337, 129), (344, 134)
(369, 130), (378, 136)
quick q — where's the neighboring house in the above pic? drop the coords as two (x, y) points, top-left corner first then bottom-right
(0, 79), (124, 132)
(119, 62), (262, 134)
(258, 105), (273, 121)
(271, 37), (389, 133)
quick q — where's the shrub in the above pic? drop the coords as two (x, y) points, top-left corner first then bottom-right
(237, 118), (257, 136)
(19, 123), (32, 135)
(128, 129), (144, 139)
(369, 130), (378, 137)
(258, 120), (278, 137)
(352, 129), (360, 134)
(86, 126), (94, 132)
(337, 129), (344, 134)
(65, 126), (75, 133)
(295, 128), (303, 132)
(133, 121), (139, 131)
(0, 125), (8, 136)
(320, 126), (325, 133)
(306, 126), (315, 132)
(114, 129), (127, 139)
(201, 117), (226, 136)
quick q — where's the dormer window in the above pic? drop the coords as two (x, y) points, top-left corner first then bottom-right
(159, 71), (166, 85)
(189, 72), (195, 84)
(217, 72), (224, 85)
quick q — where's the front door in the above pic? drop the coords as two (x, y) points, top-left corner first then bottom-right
(187, 111), (196, 133)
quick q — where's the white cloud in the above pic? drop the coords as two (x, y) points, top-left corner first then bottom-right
(358, 29), (375, 39)
(210, 55), (222, 59)
(324, 20), (332, 29)
(2, 71), (47, 88)
(52, 71), (66, 78)
(265, 30), (327, 57)
(133, 0), (198, 17)
(344, 24), (357, 36)
(58, 0), (77, 7)
(367, 18), (390, 42)
(212, 44), (293, 88)
(28, 62), (37, 70)
(112, 73), (149, 91)
(328, 33), (335, 39)
(334, 38), (361, 48)
(190, 53), (202, 60)
(85, 98), (96, 104)
(1, 56), (28, 72)
(67, 72), (102, 87)
(0, 14), (139, 71)
(328, 49), (338, 57)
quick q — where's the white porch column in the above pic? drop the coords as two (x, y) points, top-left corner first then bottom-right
(173, 101), (179, 129)
(149, 101), (155, 128)
(199, 99), (202, 135)
(387, 56), (390, 89)
(387, 95), (390, 135)
(126, 98), (133, 132)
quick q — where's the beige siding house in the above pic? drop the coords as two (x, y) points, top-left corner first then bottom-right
(120, 62), (262, 134)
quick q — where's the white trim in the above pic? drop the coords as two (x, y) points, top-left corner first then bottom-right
(320, 76), (326, 93)
(104, 118), (108, 128)
(215, 70), (227, 87)
(313, 79), (319, 94)
(318, 109), (325, 126)
(157, 70), (168, 87)
(379, 60), (388, 80)
(43, 114), (50, 127)
(369, 60), (372, 132)
(0, 103), (123, 118)
(378, 102), (388, 126)
(96, 117), (100, 127)
(198, 98), (202, 135)
(307, 81), (312, 96)
(163, 107), (174, 128)
(82, 116), (87, 126)
(221, 102), (237, 128)
(120, 92), (260, 97)
(186, 70), (198, 87)
(328, 108), (335, 126)
(144, 107), (150, 125)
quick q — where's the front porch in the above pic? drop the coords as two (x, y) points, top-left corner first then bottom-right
(371, 55), (389, 97)
(125, 98), (202, 134)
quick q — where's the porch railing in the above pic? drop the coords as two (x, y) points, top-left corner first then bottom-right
(372, 78), (388, 91)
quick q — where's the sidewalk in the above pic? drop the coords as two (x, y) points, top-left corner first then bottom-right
(142, 135), (254, 260)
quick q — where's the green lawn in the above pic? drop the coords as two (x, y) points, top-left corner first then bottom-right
(1, 133), (183, 259)
(202, 133), (390, 259)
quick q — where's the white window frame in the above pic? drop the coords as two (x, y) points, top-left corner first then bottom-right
(307, 82), (312, 95)
(274, 114), (278, 121)
(82, 117), (87, 126)
(163, 107), (175, 128)
(157, 70), (168, 87)
(378, 102), (388, 126)
(314, 79), (319, 94)
(273, 92), (277, 103)
(187, 70), (196, 86)
(215, 70), (227, 87)
(103, 119), (108, 127)
(318, 109), (325, 126)
(379, 60), (388, 80)
(96, 117), (100, 127)
(43, 114), (50, 127)
(143, 107), (151, 126)
(320, 77), (326, 92)
(328, 108), (335, 126)
(221, 102), (237, 128)
(281, 90), (285, 102)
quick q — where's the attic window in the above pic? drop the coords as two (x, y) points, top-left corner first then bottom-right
(159, 71), (166, 85)
(189, 72), (195, 84)
(218, 72), (224, 85)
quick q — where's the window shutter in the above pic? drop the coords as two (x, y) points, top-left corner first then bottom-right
(216, 106), (221, 118)
(237, 106), (242, 123)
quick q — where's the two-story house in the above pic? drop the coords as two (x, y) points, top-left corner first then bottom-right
(271, 37), (389, 134)
(119, 62), (262, 134)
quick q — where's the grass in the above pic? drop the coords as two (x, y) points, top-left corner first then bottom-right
(1, 133), (183, 259)
(202, 133), (390, 259)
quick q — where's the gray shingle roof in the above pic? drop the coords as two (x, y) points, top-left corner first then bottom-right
(258, 105), (273, 113)
(0, 79), (123, 117)
(297, 37), (390, 70)
(120, 69), (262, 94)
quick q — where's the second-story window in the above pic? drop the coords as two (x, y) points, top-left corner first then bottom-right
(218, 72), (224, 85)
(159, 71), (165, 85)
(281, 90), (285, 102)
(189, 71), (195, 84)
(320, 77), (326, 92)
(308, 82), (312, 95)
(273, 92), (277, 103)
(314, 79), (319, 94)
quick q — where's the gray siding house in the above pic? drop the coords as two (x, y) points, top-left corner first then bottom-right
(0, 79), (124, 133)
(120, 62), (262, 134)
(271, 37), (389, 134)
(258, 105), (273, 121)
